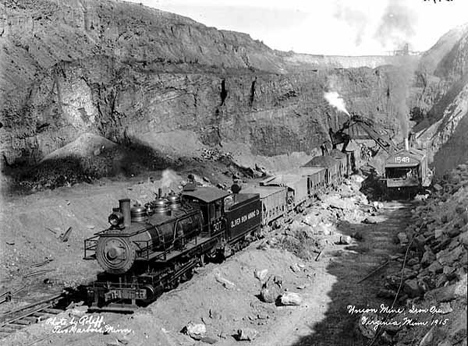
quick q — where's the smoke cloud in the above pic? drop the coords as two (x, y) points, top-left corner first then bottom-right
(333, 4), (368, 47)
(324, 91), (350, 116)
(374, 0), (417, 50)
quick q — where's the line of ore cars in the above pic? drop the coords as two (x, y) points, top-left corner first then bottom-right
(84, 143), (432, 309)
(83, 150), (354, 309)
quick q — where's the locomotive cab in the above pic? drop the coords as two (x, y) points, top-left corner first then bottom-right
(181, 186), (230, 236)
(385, 165), (420, 186)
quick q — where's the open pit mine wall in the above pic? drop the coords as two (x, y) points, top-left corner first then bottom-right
(411, 25), (468, 177)
(0, 0), (453, 168)
(1, 54), (406, 166)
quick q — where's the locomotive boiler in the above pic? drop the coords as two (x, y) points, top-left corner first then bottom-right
(94, 193), (203, 275)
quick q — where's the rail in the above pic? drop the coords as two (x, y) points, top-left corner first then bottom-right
(0, 293), (65, 339)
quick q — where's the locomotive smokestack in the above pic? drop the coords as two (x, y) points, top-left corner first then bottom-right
(405, 137), (409, 151)
(119, 199), (131, 227)
(158, 188), (162, 198)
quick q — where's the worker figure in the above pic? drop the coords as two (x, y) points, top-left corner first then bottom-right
(320, 143), (327, 156)
(183, 174), (197, 191)
(232, 173), (242, 186)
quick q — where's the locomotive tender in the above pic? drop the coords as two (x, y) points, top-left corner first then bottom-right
(83, 153), (351, 310)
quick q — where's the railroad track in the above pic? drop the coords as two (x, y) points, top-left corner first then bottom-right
(0, 293), (66, 339)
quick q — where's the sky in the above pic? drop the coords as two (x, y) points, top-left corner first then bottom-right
(126, 0), (468, 56)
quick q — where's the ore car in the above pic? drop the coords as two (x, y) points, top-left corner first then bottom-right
(303, 155), (341, 187)
(259, 172), (309, 211)
(242, 185), (288, 229)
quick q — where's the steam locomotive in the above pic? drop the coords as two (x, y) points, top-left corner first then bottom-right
(383, 139), (433, 193)
(84, 184), (261, 311)
(83, 152), (353, 310)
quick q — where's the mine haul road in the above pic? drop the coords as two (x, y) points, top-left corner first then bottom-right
(255, 200), (413, 346)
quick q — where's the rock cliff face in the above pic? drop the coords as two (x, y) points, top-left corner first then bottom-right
(411, 24), (468, 176)
(0, 0), (467, 179)
(0, 0), (412, 172)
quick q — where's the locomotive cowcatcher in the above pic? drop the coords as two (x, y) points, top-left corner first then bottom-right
(83, 183), (261, 311)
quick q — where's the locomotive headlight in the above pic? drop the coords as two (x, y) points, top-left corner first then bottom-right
(108, 212), (124, 227)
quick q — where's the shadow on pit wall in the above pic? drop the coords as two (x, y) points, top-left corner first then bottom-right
(290, 203), (414, 346)
(1, 141), (182, 195)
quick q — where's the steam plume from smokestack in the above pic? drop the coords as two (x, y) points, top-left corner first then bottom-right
(160, 169), (179, 193)
(324, 91), (350, 117)
(372, 0), (417, 140)
(387, 56), (414, 139)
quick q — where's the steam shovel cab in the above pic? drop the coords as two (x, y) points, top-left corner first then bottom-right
(384, 147), (432, 194)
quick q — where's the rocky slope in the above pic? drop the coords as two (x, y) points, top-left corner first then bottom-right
(365, 164), (468, 346)
(411, 24), (468, 176)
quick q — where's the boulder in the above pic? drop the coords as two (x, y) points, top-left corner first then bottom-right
(448, 227), (462, 238)
(428, 261), (443, 274)
(236, 328), (258, 341)
(459, 231), (468, 246)
(259, 275), (283, 303)
(421, 250), (436, 267)
(443, 266), (456, 278)
(362, 217), (378, 224)
(183, 322), (206, 340)
(437, 302), (453, 314)
(260, 286), (281, 303)
(403, 279), (423, 298)
(425, 274), (467, 302)
(279, 292), (303, 306)
(339, 236), (352, 245)
(254, 269), (268, 282)
(437, 245), (465, 266)
(414, 234), (427, 248)
(436, 274), (448, 288)
(214, 272), (235, 289)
